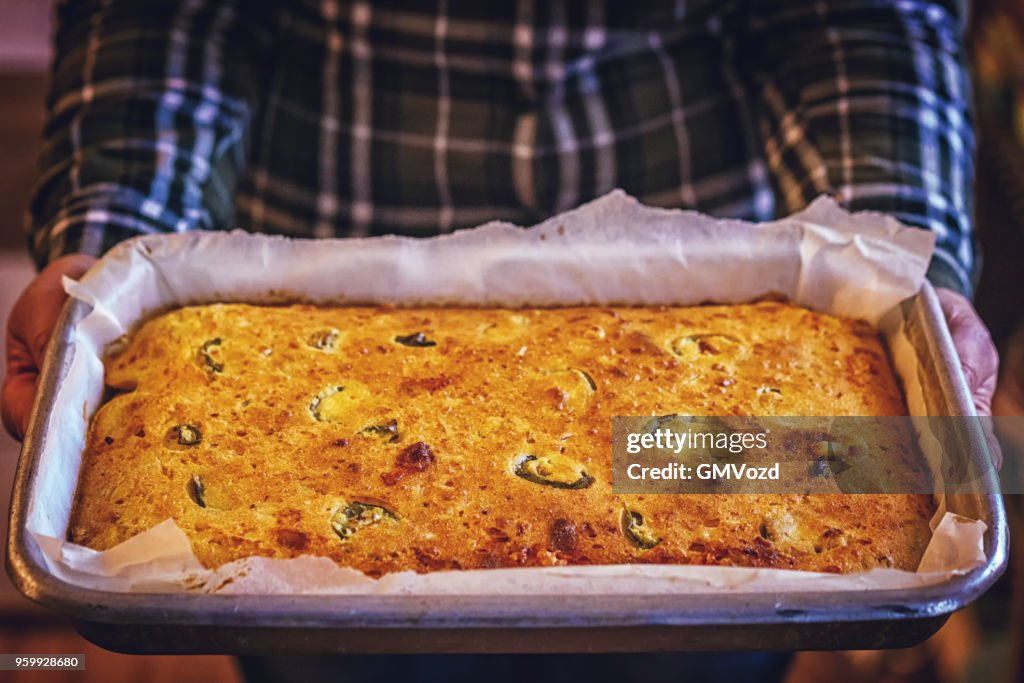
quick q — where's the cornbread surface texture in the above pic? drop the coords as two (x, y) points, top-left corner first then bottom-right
(70, 301), (933, 576)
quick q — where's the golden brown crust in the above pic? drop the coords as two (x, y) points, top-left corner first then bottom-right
(69, 302), (933, 575)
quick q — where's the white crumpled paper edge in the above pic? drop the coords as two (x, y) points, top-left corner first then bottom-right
(27, 190), (987, 595)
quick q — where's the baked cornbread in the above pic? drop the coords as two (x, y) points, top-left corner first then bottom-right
(69, 301), (934, 575)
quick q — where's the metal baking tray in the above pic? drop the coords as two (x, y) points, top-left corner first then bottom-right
(6, 283), (1008, 654)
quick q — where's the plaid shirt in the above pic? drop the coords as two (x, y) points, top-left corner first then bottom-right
(31, 0), (976, 295)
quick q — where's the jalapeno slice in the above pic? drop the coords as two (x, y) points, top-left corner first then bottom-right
(512, 453), (594, 490)
(189, 474), (206, 508)
(331, 501), (398, 541)
(620, 508), (661, 549)
(359, 419), (400, 443)
(199, 338), (224, 373)
(171, 424), (202, 446)
(308, 328), (340, 351)
(395, 332), (436, 347)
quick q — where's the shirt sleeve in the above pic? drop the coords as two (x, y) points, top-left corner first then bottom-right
(28, 0), (270, 269)
(739, 0), (977, 297)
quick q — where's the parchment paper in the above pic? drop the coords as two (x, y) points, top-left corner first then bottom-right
(27, 190), (987, 594)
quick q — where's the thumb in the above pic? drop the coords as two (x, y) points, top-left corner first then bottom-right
(2, 254), (97, 441)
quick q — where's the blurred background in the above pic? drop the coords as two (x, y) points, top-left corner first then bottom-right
(1, 1), (1023, 681)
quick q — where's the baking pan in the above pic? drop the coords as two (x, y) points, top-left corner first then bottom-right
(6, 283), (1008, 654)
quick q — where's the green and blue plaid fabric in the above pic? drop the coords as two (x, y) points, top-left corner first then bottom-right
(30, 0), (977, 295)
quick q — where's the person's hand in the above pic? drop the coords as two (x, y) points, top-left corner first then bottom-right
(2, 254), (97, 441)
(936, 288), (999, 416)
(936, 287), (1001, 468)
